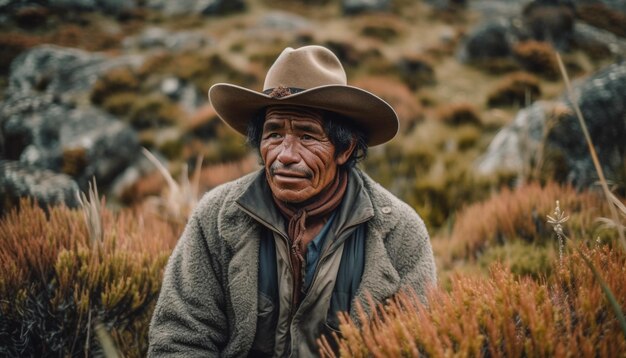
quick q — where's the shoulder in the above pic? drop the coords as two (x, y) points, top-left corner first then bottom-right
(190, 170), (261, 238)
(357, 169), (425, 230)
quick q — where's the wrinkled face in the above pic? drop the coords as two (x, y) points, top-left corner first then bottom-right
(260, 106), (352, 204)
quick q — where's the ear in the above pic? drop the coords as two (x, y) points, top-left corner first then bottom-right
(336, 137), (357, 165)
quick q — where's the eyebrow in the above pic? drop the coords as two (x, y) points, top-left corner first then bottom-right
(263, 121), (284, 132)
(293, 122), (323, 134)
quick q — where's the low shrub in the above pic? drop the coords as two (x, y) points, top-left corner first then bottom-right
(396, 53), (436, 90)
(447, 182), (611, 261)
(321, 244), (626, 357)
(359, 16), (405, 41)
(91, 67), (140, 105)
(577, 4), (626, 38)
(127, 94), (182, 129)
(15, 6), (51, 28)
(352, 76), (422, 132)
(0, 199), (181, 357)
(487, 71), (541, 107)
(0, 33), (42, 74)
(436, 102), (482, 126)
(513, 40), (559, 79)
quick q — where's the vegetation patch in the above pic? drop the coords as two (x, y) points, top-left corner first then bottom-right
(322, 245), (626, 357)
(446, 182), (611, 262)
(0, 199), (181, 357)
(513, 40), (559, 79)
(577, 4), (626, 38)
(487, 71), (541, 108)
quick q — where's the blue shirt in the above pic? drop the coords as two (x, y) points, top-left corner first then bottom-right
(303, 212), (337, 292)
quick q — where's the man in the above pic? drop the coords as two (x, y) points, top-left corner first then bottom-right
(148, 45), (436, 357)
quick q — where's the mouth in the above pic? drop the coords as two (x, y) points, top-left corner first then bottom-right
(272, 170), (309, 179)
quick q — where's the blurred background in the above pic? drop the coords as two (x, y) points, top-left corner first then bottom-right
(1, 0), (625, 356)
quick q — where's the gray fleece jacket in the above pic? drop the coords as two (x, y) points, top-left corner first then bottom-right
(148, 169), (436, 357)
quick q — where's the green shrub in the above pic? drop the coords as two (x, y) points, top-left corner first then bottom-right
(0, 199), (180, 357)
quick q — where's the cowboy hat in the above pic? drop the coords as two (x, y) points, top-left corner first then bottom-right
(208, 45), (399, 146)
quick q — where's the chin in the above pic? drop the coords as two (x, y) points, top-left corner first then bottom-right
(272, 189), (315, 204)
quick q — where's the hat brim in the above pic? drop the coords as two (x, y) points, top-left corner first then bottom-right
(208, 83), (399, 146)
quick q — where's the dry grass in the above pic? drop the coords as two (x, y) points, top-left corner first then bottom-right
(513, 41), (560, 79)
(352, 76), (422, 132)
(445, 182), (611, 262)
(320, 245), (626, 357)
(487, 71), (541, 107)
(0, 199), (181, 357)
(577, 4), (626, 38)
(436, 102), (481, 126)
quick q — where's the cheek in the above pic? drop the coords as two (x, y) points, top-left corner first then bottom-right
(302, 145), (336, 185)
(260, 141), (275, 167)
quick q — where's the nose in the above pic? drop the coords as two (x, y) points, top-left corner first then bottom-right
(276, 136), (300, 165)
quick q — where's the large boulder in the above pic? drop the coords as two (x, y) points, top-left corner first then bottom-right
(122, 27), (214, 52)
(1, 95), (140, 190)
(0, 160), (80, 215)
(477, 61), (626, 188)
(8, 45), (143, 102)
(1, 45), (142, 191)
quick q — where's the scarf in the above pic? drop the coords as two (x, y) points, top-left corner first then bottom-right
(272, 169), (348, 306)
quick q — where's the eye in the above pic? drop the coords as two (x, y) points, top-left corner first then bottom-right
(267, 133), (282, 139)
(301, 134), (314, 141)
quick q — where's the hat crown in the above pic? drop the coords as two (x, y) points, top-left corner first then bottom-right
(263, 46), (347, 91)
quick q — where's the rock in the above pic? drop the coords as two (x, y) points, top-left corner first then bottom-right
(1, 94), (141, 190)
(522, 0), (575, 50)
(122, 27), (213, 52)
(476, 101), (549, 175)
(573, 22), (626, 57)
(145, 0), (245, 16)
(477, 61), (626, 188)
(256, 11), (312, 32)
(48, 0), (137, 12)
(8, 45), (143, 102)
(0, 0), (136, 15)
(0, 160), (80, 214)
(458, 18), (517, 62)
(342, 0), (390, 15)
(550, 61), (626, 187)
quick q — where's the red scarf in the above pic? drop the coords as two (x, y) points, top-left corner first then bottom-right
(272, 169), (348, 306)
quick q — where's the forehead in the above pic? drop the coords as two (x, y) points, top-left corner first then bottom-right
(264, 106), (325, 126)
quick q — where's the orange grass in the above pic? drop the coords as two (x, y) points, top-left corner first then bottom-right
(447, 182), (611, 261)
(320, 245), (626, 357)
(0, 199), (181, 357)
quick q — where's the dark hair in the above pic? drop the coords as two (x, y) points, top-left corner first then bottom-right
(246, 108), (368, 168)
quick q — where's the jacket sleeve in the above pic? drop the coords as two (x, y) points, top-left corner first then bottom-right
(388, 205), (437, 303)
(148, 209), (227, 357)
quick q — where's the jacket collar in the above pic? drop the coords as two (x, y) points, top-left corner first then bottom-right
(235, 168), (375, 240)
(220, 168), (403, 334)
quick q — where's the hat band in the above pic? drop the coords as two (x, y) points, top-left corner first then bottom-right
(263, 86), (305, 98)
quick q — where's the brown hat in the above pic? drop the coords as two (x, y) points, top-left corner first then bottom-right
(208, 45), (399, 146)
